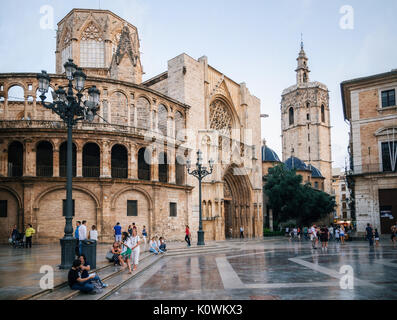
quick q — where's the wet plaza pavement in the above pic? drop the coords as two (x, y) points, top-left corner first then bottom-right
(107, 239), (397, 300)
(1, 238), (397, 300)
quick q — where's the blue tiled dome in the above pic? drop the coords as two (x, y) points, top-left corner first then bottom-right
(284, 157), (309, 171)
(309, 164), (324, 178)
(261, 145), (281, 162)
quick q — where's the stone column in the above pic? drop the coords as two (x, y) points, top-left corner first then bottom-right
(76, 145), (83, 177)
(24, 139), (35, 177)
(168, 147), (176, 184)
(101, 141), (111, 178)
(53, 147), (60, 177)
(129, 144), (138, 179)
(151, 147), (159, 182)
(151, 186), (160, 236)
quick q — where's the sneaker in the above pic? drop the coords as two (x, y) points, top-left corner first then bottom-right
(102, 283), (108, 288)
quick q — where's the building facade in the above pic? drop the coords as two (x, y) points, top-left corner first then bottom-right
(341, 69), (397, 234)
(0, 9), (263, 243)
(281, 43), (332, 194)
(331, 168), (352, 223)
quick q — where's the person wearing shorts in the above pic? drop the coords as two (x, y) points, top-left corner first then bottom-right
(319, 226), (329, 251)
(120, 232), (132, 274)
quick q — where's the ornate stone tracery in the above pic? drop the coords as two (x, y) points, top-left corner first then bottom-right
(210, 99), (232, 136)
(81, 22), (103, 41)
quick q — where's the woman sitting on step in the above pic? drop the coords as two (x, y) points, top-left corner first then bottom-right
(149, 236), (163, 255)
(79, 254), (108, 288)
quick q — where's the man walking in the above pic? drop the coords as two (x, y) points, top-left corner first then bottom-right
(114, 222), (122, 242)
(25, 224), (35, 248)
(78, 220), (87, 255)
(366, 223), (374, 247)
(240, 226), (244, 239)
(75, 221), (81, 256)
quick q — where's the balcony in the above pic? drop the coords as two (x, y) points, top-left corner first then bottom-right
(347, 163), (397, 175)
(111, 167), (128, 179)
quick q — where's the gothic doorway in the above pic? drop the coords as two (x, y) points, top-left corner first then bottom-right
(223, 165), (253, 239)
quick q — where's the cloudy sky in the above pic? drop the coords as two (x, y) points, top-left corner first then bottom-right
(1, 0), (396, 168)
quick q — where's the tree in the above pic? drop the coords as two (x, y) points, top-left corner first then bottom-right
(265, 164), (335, 226)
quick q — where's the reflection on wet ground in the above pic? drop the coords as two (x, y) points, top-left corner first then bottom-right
(108, 240), (397, 300)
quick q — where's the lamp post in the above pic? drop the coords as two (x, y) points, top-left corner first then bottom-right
(37, 59), (100, 269)
(187, 150), (214, 246)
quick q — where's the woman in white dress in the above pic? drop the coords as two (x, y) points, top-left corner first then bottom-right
(130, 228), (141, 271)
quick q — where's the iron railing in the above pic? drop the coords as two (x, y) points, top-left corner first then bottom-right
(111, 167), (128, 179)
(7, 164), (22, 177)
(36, 166), (53, 177)
(82, 166), (100, 178)
(60, 165), (77, 177)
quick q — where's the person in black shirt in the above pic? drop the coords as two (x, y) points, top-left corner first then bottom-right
(79, 254), (107, 288)
(68, 259), (95, 293)
(366, 223), (374, 246)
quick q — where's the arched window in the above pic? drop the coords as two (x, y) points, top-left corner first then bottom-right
(136, 97), (150, 130)
(111, 144), (128, 178)
(110, 92), (128, 126)
(321, 104), (325, 123)
(7, 85), (24, 102)
(138, 148), (151, 180)
(289, 107), (294, 125)
(80, 22), (105, 68)
(59, 141), (77, 177)
(175, 111), (185, 139)
(158, 104), (168, 136)
(8, 141), (23, 177)
(83, 143), (100, 177)
(36, 141), (53, 177)
(175, 156), (186, 186)
(158, 152), (168, 183)
(303, 73), (307, 83)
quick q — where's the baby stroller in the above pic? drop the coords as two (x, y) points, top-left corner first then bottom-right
(13, 232), (25, 248)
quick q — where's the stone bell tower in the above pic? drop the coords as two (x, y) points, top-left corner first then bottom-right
(281, 41), (332, 193)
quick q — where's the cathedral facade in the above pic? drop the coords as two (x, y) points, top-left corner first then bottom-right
(0, 9), (263, 243)
(281, 43), (332, 193)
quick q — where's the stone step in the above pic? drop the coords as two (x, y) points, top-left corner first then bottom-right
(35, 251), (152, 300)
(167, 247), (240, 257)
(70, 255), (165, 301)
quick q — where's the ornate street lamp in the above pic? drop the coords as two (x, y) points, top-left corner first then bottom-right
(37, 59), (100, 269)
(187, 150), (214, 246)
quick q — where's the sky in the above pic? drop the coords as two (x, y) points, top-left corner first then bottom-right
(1, 0), (397, 169)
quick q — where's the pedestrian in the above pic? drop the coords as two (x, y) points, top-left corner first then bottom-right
(328, 225), (334, 241)
(340, 225), (345, 244)
(303, 226), (308, 241)
(320, 226), (329, 251)
(130, 228), (141, 271)
(68, 259), (96, 294)
(334, 227), (339, 242)
(110, 242), (123, 266)
(310, 225), (317, 249)
(149, 236), (162, 254)
(79, 254), (107, 288)
(229, 227), (233, 239)
(185, 225), (191, 247)
(159, 237), (167, 251)
(293, 227), (298, 240)
(120, 232), (133, 274)
(374, 228), (380, 247)
(132, 223), (137, 231)
(391, 226), (396, 247)
(75, 221), (81, 256)
(89, 225), (98, 241)
(78, 220), (87, 255)
(285, 226), (289, 237)
(114, 222), (122, 243)
(240, 226), (244, 239)
(366, 223), (374, 247)
(142, 225), (147, 245)
(25, 224), (35, 248)
(128, 225), (133, 236)
(10, 225), (18, 244)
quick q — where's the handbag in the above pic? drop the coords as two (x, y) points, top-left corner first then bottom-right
(105, 250), (113, 261)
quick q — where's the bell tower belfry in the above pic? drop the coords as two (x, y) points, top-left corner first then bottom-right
(281, 41), (333, 194)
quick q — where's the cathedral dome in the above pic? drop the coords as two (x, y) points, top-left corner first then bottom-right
(262, 145), (281, 163)
(284, 157), (309, 171)
(309, 164), (324, 178)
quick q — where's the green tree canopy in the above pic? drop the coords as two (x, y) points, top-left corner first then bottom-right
(265, 164), (335, 226)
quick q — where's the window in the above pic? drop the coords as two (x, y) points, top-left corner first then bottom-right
(307, 113), (310, 121)
(127, 200), (138, 216)
(341, 184), (346, 191)
(80, 40), (105, 68)
(0, 200), (7, 217)
(36, 141), (53, 177)
(382, 89), (396, 108)
(308, 133), (310, 141)
(381, 141), (397, 172)
(342, 202), (347, 209)
(62, 199), (75, 217)
(342, 194), (346, 201)
(170, 202), (177, 217)
(314, 182), (319, 189)
(321, 105), (325, 123)
(288, 107), (294, 125)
